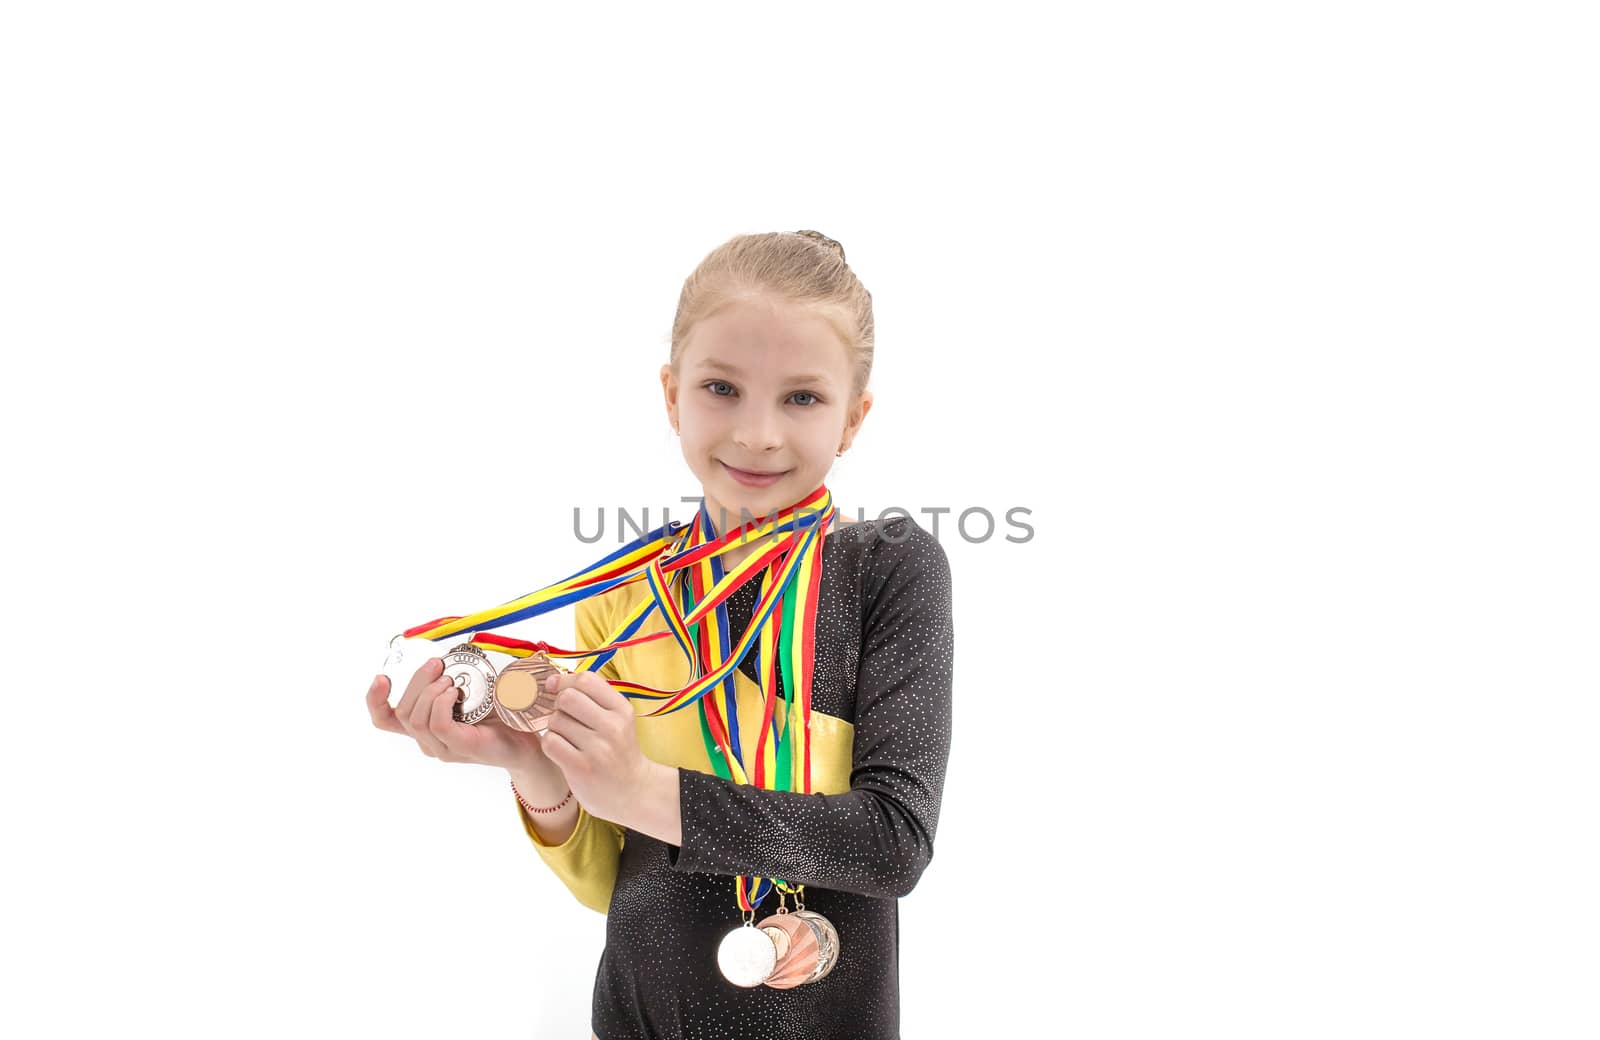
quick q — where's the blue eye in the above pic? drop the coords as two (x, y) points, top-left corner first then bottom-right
(702, 381), (822, 406)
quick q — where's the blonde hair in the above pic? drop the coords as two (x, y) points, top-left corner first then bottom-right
(668, 230), (875, 399)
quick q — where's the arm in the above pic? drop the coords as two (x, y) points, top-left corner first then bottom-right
(511, 594), (628, 914)
(654, 519), (954, 900)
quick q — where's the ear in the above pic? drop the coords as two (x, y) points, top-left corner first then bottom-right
(660, 364), (678, 427)
(839, 390), (873, 452)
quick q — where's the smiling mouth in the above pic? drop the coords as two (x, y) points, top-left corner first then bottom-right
(721, 461), (790, 480)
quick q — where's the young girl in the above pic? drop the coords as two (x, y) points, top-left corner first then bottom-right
(367, 230), (954, 1040)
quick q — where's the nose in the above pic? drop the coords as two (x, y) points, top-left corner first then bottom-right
(732, 403), (784, 454)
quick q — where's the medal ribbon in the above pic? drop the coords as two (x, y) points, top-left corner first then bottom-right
(403, 486), (831, 672)
(677, 503), (831, 912)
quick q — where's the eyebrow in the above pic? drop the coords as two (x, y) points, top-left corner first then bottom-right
(693, 359), (832, 385)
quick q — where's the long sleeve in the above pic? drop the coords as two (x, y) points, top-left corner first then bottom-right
(664, 519), (954, 899)
(515, 594), (628, 914)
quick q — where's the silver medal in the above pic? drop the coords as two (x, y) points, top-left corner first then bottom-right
(380, 635), (441, 699)
(717, 923), (778, 988)
(440, 643), (497, 725)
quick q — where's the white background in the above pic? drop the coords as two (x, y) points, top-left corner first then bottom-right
(2, 2), (1595, 1038)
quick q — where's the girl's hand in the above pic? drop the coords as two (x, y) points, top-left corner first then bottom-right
(366, 657), (549, 773)
(539, 670), (655, 826)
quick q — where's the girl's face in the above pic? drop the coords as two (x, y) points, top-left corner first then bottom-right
(661, 294), (871, 537)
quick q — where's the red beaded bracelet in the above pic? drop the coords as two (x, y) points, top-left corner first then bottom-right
(511, 777), (573, 815)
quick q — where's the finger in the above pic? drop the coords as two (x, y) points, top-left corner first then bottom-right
(367, 675), (407, 734)
(542, 724), (581, 759)
(548, 690), (604, 749)
(405, 672), (453, 733)
(409, 678), (457, 757)
(550, 683), (608, 730)
(406, 671), (454, 725)
(429, 688), (477, 761)
(546, 670), (591, 694)
(543, 708), (591, 755)
(396, 657), (446, 720)
(547, 670), (622, 712)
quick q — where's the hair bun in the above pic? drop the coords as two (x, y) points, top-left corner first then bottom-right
(793, 229), (846, 263)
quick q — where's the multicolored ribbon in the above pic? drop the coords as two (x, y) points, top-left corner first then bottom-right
(672, 500), (833, 912)
(396, 485), (838, 913)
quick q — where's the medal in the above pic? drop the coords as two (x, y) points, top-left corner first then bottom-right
(494, 651), (565, 734)
(762, 925), (792, 961)
(717, 902), (841, 989)
(758, 908), (840, 988)
(379, 634), (440, 694)
(717, 920), (779, 988)
(440, 644), (497, 724)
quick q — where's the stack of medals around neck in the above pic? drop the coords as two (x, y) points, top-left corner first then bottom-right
(717, 903), (840, 989)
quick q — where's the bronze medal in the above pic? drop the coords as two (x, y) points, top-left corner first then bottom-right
(493, 651), (565, 734)
(761, 925), (791, 962)
(789, 909), (840, 982)
(758, 908), (840, 989)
